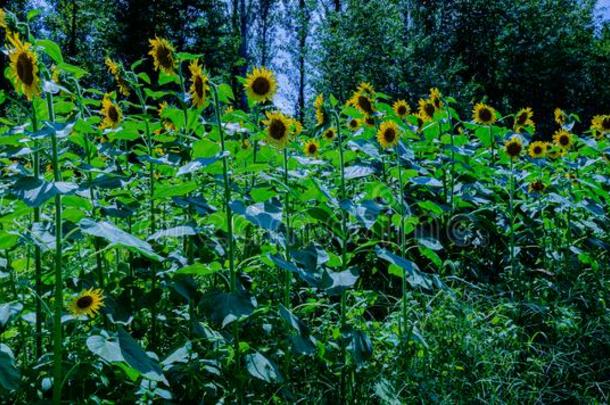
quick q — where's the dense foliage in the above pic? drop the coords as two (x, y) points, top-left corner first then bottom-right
(1, 3), (610, 404)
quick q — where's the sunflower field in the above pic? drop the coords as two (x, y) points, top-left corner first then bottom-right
(2, 5), (610, 404)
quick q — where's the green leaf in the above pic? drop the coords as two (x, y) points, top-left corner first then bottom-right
(79, 219), (163, 262)
(200, 291), (257, 328)
(153, 182), (198, 200)
(217, 83), (234, 103)
(11, 177), (79, 208)
(36, 39), (64, 64)
(245, 352), (283, 383)
(174, 262), (221, 277)
(0, 344), (20, 392)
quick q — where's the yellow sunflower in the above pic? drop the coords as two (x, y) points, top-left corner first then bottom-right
(303, 139), (320, 156)
(418, 98), (436, 122)
(100, 94), (122, 130)
(504, 136), (523, 159)
(7, 32), (40, 101)
(553, 129), (573, 150)
(347, 118), (359, 130)
(105, 57), (130, 97)
(528, 141), (547, 158)
(0, 8), (7, 30)
(513, 107), (534, 132)
(189, 60), (209, 108)
(348, 84), (375, 116)
(148, 36), (176, 74)
(554, 108), (567, 126)
(314, 94), (327, 126)
(291, 118), (303, 137)
(323, 127), (337, 141)
(547, 145), (566, 160)
(263, 111), (291, 149)
(528, 180), (545, 193)
(592, 115), (610, 135)
(429, 87), (443, 110)
(473, 103), (496, 125)
(362, 116), (375, 127)
(393, 99), (410, 118)
(244, 67), (277, 103)
(69, 288), (104, 318)
(377, 121), (401, 149)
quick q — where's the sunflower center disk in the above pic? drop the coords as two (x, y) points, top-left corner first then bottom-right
(195, 76), (204, 97)
(398, 106), (407, 115)
(252, 77), (271, 96)
(479, 109), (492, 122)
(507, 143), (521, 156)
(108, 106), (119, 123)
(76, 295), (94, 309)
(269, 119), (286, 140)
(358, 96), (373, 114)
(384, 129), (396, 143)
(425, 104), (435, 117)
(17, 53), (35, 86)
(157, 46), (173, 69)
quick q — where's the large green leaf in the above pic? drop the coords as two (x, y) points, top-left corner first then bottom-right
(11, 177), (78, 208)
(79, 219), (163, 262)
(245, 352), (283, 384)
(0, 344), (20, 392)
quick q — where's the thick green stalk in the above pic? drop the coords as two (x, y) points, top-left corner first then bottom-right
(509, 158), (515, 274)
(211, 84), (241, 400)
(283, 148), (292, 308)
(47, 92), (63, 405)
(31, 103), (43, 358)
(396, 147), (407, 339)
(489, 125), (495, 165)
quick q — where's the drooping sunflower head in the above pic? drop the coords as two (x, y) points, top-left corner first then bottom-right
(553, 129), (573, 150)
(377, 121), (401, 149)
(323, 127), (337, 141)
(100, 94), (122, 130)
(263, 111), (291, 149)
(148, 36), (176, 74)
(69, 288), (104, 318)
(105, 57), (130, 97)
(429, 87), (443, 109)
(504, 136), (523, 159)
(0, 8), (7, 30)
(245, 67), (277, 103)
(348, 84), (376, 116)
(528, 141), (547, 159)
(513, 107), (534, 132)
(528, 180), (545, 193)
(554, 108), (567, 126)
(418, 98), (436, 122)
(347, 118), (359, 131)
(303, 139), (320, 157)
(7, 32), (40, 101)
(592, 115), (610, 135)
(314, 94), (327, 126)
(189, 59), (209, 108)
(473, 103), (497, 125)
(105, 57), (120, 76)
(290, 118), (303, 137)
(393, 99), (410, 118)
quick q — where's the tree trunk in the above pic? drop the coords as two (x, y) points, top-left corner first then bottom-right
(297, 0), (307, 122)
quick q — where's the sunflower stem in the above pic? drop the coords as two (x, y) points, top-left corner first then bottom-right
(31, 101), (43, 359)
(47, 91), (64, 405)
(396, 146), (408, 341)
(509, 158), (516, 275)
(212, 83), (241, 401)
(282, 148), (292, 308)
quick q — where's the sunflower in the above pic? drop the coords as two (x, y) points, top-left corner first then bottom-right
(158, 102), (175, 132)
(363, 116), (375, 127)
(554, 108), (567, 126)
(100, 94), (122, 130)
(418, 98), (436, 122)
(314, 94), (328, 126)
(553, 129), (573, 150)
(148, 36), (175, 74)
(244, 67), (277, 103)
(303, 139), (320, 157)
(547, 146), (566, 160)
(377, 121), (401, 149)
(528, 180), (545, 193)
(513, 107), (534, 132)
(504, 136), (523, 159)
(105, 57), (130, 97)
(473, 103), (496, 125)
(69, 288), (104, 318)
(347, 118), (359, 130)
(7, 32), (40, 101)
(528, 141), (547, 158)
(323, 127), (337, 141)
(291, 119), (303, 137)
(592, 115), (610, 135)
(0, 8), (7, 30)
(393, 99), (410, 118)
(348, 84), (375, 115)
(188, 60), (209, 108)
(429, 87), (443, 109)
(263, 111), (291, 149)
